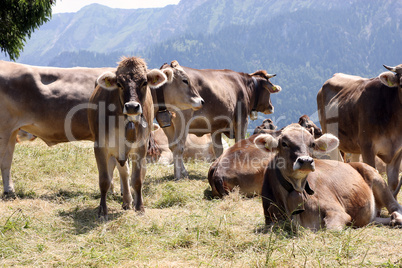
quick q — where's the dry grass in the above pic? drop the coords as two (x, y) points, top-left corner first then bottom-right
(1, 139), (402, 267)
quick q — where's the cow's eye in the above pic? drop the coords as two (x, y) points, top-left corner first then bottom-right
(281, 141), (288, 148)
(310, 142), (316, 148)
(182, 79), (189, 85)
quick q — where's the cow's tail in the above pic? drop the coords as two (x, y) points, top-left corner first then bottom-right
(147, 131), (161, 161)
(207, 164), (227, 198)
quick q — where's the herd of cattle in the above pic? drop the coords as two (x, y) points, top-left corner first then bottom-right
(0, 58), (401, 230)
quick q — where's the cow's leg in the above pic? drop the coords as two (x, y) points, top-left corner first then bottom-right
(130, 147), (147, 213)
(172, 138), (188, 179)
(360, 144), (376, 168)
(386, 152), (402, 198)
(94, 147), (112, 220)
(370, 168), (402, 226)
(324, 210), (351, 230)
(115, 160), (132, 210)
(212, 132), (224, 159)
(0, 131), (18, 195)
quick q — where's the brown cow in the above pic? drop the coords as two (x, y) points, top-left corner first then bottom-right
(208, 115), (322, 198)
(297, 114), (322, 138)
(161, 67), (282, 179)
(208, 134), (276, 198)
(259, 124), (402, 230)
(0, 60), (202, 195)
(0, 61), (115, 194)
(253, 118), (277, 135)
(317, 64), (402, 197)
(88, 57), (168, 219)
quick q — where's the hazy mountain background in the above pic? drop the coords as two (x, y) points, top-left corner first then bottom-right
(2, 0), (401, 130)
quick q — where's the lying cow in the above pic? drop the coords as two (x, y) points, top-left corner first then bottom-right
(208, 115), (323, 198)
(317, 64), (402, 197)
(253, 118), (277, 134)
(88, 57), (168, 219)
(259, 124), (402, 230)
(161, 66), (282, 180)
(0, 60), (201, 195)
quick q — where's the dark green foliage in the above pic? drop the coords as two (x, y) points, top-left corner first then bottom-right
(0, 0), (54, 61)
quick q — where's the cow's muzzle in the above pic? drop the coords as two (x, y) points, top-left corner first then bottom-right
(191, 97), (204, 110)
(123, 101), (142, 116)
(293, 156), (315, 172)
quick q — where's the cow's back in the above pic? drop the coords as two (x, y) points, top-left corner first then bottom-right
(301, 160), (375, 228)
(0, 61), (113, 144)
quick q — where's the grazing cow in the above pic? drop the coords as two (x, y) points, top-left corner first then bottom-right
(161, 66), (282, 179)
(88, 57), (168, 219)
(317, 64), (402, 197)
(259, 124), (402, 230)
(208, 115), (322, 198)
(253, 118), (277, 135)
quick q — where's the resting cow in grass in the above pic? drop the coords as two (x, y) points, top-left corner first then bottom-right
(208, 115), (322, 198)
(259, 124), (402, 230)
(88, 57), (167, 219)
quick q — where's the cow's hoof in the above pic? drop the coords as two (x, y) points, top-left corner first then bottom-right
(390, 212), (402, 227)
(122, 202), (132, 210)
(3, 191), (16, 199)
(134, 206), (145, 215)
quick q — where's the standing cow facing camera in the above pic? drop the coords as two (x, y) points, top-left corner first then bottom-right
(259, 124), (402, 230)
(88, 57), (168, 220)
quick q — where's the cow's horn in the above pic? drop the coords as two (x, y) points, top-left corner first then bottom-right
(266, 73), (276, 79)
(383, 64), (402, 74)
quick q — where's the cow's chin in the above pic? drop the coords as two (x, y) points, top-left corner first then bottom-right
(263, 108), (274, 114)
(290, 169), (313, 181)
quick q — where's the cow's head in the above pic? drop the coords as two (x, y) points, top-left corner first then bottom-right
(298, 115), (323, 138)
(97, 57), (167, 121)
(158, 60), (204, 111)
(255, 124), (339, 193)
(250, 70), (282, 117)
(253, 118), (277, 134)
(379, 64), (402, 103)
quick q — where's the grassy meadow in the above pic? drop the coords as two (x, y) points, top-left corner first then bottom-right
(1, 139), (402, 267)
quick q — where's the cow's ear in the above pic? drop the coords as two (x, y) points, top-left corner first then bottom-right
(254, 134), (278, 152)
(379, 72), (398, 88)
(147, 69), (168, 89)
(162, 68), (174, 83)
(313, 134), (339, 155)
(97, 72), (118, 90)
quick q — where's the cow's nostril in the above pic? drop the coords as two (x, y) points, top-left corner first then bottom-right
(201, 99), (205, 105)
(123, 102), (142, 115)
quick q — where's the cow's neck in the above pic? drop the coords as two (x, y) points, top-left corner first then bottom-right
(251, 77), (259, 113)
(274, 158), (315, 196)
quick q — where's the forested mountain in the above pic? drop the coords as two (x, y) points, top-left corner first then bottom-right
(2, 0), (401, 129)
